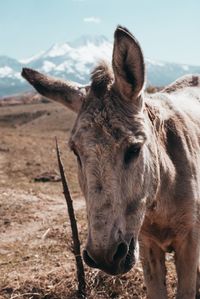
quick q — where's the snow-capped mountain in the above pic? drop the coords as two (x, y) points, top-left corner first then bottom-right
(0, 35), (200, 97)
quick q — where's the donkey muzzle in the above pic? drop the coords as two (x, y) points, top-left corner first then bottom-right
(83, 237), (136, 275)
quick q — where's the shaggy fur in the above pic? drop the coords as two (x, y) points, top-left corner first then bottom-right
(91, 61), (113, 98)
(22, 26), (200, 299)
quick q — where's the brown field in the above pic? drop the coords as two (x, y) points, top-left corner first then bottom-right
(0, 99), (177, 298)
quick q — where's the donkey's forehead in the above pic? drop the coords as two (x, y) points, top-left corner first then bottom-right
(70, 93), (147, 148)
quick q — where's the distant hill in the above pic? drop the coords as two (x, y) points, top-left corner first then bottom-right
(0, 35), (200, 97)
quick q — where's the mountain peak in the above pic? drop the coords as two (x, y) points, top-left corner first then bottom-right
(44, 43), (72, 58)
(70, 35), (109, 48)
(0, 34), (200, 97)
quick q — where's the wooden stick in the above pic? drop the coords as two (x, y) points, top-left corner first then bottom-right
(55, 138), (86, 298)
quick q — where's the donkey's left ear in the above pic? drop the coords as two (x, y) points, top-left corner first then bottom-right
(112, 26), (145, 107)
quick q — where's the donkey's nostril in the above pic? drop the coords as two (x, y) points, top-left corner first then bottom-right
(83, 249), (98, 268)
(113, 242), (128, 262)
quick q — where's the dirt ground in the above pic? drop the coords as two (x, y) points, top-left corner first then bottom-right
(0, 101), (177, 298)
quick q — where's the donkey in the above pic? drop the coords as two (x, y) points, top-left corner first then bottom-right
(22, 26), (200, 299)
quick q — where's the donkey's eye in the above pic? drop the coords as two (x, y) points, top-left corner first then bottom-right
(72, 149), (82, 166)
(124, 144), (141, 165)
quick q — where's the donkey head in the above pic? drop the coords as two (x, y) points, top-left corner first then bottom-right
(22, 26), (158, 275)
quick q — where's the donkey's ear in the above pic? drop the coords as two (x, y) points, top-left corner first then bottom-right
(112, 26), (145, 107)
(21, 68), (88, 113)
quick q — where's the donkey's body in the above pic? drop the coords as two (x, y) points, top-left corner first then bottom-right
(22, 27), (200, 299)
(141, 77), (200, 298)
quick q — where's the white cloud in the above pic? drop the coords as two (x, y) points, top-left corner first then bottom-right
(83, 17), (101, 24)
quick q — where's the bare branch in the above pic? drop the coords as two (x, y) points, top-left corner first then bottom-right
(55, 138), (86, 298)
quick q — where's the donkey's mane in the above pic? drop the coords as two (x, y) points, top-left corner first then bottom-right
(91, 61), (113, 97)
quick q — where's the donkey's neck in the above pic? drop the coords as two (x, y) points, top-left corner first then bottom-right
(144, 98), (176, 208)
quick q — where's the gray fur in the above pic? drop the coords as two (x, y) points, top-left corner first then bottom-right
(22, 26), (200, 299)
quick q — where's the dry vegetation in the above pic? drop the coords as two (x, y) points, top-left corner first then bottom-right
(0, 99), (177, 298)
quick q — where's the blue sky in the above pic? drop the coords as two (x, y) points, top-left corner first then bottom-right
(0, 0), (200, 65)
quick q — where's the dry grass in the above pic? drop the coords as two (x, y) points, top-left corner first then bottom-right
(0, 101), (177, 299)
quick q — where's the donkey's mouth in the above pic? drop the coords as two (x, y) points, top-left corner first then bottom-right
(83, 238), (136, 276)
(83, 249), (99, 269)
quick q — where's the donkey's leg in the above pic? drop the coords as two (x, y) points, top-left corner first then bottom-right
(196, 264), (200, 299)
(175, 230), (200, 299)
(140, 241), (168, 299)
